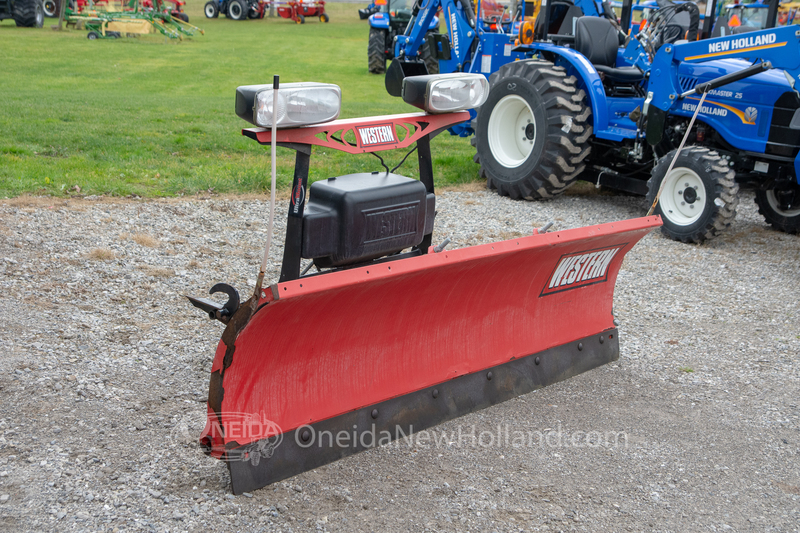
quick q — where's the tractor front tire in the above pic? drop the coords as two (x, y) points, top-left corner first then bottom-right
(43, 0), (58, 17)
(368, 27), (387, 74)
(755, 184), (800, 234)
(228, 0), (247, 20)
(204, 1), (219, 18)
(13, 0), (45, 27)
(646, 146), (738, 243)
(472, 59), (592, 199)
(421, 30), (439, 75)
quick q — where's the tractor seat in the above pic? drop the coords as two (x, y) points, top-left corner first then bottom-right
(574, 17), (643, 83)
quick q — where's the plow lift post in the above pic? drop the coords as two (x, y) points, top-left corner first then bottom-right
(188, 74), (662, 495)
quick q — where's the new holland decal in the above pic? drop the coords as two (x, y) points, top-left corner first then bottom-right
(686, 32), (786, 61)
(540, 245), (623, 296)
(356, 123), (396, 148)
(681, 97), (756, 125)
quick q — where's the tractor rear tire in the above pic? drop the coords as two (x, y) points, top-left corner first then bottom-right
(228, 0), (247, 20)
(368, 27), (387, 74)
(204, 1), (219, 18)
(755, 184), (800, 234)
(422, 30), (439, 75)
(13, 0), (45, 27)
(472, 59), (592, 199)
(646, 146), (738, 243)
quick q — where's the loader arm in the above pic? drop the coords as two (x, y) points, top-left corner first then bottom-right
(392, 0), (476, 65)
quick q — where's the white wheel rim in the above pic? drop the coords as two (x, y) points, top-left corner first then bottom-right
(205, 4), (214, 15)
(487, 94), (535, 169)
(766, 190), (800, 216)
(658, 167), (706, 226)
(231, 3), (241, 17)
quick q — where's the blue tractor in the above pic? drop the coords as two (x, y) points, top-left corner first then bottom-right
(368, 0), (441, 74)
(204, 0), (264, 19)
(389, 0), (800, 241)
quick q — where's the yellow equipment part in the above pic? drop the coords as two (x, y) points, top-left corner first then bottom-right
(105, 18), (155, 34)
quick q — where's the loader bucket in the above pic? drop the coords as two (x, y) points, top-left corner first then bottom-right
(200, 216), (661, 494)
(385, 59), (429, 97)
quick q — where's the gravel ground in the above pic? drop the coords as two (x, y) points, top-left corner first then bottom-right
(0, 186), (798, 532)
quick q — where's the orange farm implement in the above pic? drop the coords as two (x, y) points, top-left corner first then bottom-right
(275, 0), (327, 23)
(188, 75), (661, 494)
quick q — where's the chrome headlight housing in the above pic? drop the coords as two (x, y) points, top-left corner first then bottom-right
(235, 82), (342, 128)
(401, 73), (490, 113)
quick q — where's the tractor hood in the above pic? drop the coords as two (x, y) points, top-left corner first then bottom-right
(678, 58), (793, 104)
(675, 58), (800, 158)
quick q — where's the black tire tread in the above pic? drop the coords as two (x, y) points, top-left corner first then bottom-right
(421, 30), (439, 75)
(368, 27), (386, 74)
(228, 0), (246, 20)
(754, 187), (800, 234)
(204, 1), (219, 18)
(646, 146), (738, 243)
(472, 59), (593, 200)
(13, 0), (43, 27)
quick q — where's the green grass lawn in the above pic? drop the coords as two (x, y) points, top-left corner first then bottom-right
(0, 2), (480, 198)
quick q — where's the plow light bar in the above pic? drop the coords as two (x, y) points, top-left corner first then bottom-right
(402, 73), (489, 113)
(235, 82), (342, 128)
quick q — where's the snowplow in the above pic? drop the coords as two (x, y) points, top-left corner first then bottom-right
(188, 74), (662, 494)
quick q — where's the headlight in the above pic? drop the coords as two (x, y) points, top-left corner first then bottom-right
(235, 82), (342, 127)
(401, 74), (489, 113)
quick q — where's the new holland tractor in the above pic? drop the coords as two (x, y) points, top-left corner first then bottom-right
(203, 0), (265, 19)
(388, 0), (800, 242)
(367, 0), (440, 74)
(0, 0), (44, 26)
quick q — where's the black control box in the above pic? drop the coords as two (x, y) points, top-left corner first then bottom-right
(302, 173), (435, 268)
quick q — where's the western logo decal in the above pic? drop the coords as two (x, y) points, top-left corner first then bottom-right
(356, 123), (396, 147)
(540, 245), (623, 296)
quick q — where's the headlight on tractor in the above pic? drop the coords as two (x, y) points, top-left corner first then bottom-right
(235, 82), (342, 128)
(401, 74), (489, 113)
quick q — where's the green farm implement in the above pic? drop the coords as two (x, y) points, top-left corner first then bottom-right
(66, 0), (203, 39)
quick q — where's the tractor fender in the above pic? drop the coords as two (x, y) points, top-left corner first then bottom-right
(523, 43), (610, 136)
(368, 12), (390, 29)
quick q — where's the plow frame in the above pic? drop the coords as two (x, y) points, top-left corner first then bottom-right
(242, 110), (471, 282)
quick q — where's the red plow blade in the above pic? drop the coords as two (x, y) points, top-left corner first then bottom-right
(200, 216), (660, 494)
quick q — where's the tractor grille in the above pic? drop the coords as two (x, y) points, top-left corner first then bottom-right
(767, 91), (800, 158)
(679, 77), (699, 93)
